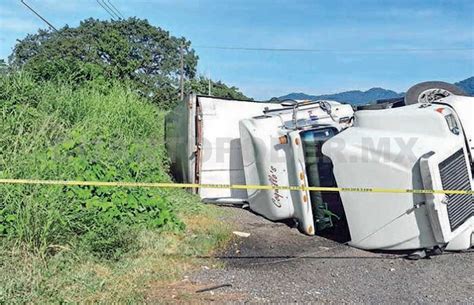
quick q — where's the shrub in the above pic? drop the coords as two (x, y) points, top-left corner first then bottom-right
(0, 73), (184, 258)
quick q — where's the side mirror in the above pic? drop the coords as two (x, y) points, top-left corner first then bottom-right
(280, 100), (298, 107)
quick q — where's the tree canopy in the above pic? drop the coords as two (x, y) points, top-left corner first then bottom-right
(0, 60), (7, 75)
(9, 17), (249, 106)
(9, 18), (203, 106)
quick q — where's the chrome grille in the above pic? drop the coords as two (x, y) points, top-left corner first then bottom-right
(439, 149), (473, 231)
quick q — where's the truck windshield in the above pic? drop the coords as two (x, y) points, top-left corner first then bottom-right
(301, 128), (343, 231)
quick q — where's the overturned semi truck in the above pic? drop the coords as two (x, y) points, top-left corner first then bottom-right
(165, 82), (473, 252)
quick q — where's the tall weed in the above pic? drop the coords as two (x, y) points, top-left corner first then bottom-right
(0, 73), (183, 258)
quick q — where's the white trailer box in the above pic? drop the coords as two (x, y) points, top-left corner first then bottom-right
(165, 94), (279, 202)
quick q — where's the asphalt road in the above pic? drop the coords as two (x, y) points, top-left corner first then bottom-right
(189, 206), (474, 303)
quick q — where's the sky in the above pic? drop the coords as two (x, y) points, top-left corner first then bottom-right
(0, 0), (473, 99)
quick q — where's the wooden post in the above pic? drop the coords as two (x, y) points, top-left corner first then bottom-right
(180, 43), (184, 100)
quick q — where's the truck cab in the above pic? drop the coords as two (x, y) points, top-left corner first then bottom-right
(240, 88), (473, 251)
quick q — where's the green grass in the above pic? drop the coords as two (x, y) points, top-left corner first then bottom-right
(0, 73), (232, 302)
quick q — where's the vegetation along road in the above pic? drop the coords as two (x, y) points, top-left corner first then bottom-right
(0, 18), (242, 302)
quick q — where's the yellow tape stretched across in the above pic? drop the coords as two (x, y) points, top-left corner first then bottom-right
(0, 178), (473, 195)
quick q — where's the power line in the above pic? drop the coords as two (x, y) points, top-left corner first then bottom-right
(101, 0), (121, 19)
(20, 0), (58, 32)
(105, 0), (125, 19)
(193, 45), (474, 54)
(96, 0), (118, 20)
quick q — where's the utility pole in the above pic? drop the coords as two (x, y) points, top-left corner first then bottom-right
(179, 43), (184, 100)
(208, 71), (211, 96)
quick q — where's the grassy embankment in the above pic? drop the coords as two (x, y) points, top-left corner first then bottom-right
(0, 73), (231, 302)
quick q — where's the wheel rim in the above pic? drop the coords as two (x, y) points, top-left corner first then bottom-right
(418, 88), (453, 103)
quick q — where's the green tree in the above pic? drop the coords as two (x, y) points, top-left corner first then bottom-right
(9, 18), (198, 107)
(187, 76), (249, 100)
(0, 60), (7, 75)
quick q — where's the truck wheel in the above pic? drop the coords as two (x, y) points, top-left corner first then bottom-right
(404, 81), (467, 105)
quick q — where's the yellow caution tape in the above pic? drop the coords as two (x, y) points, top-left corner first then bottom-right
(0, 178), (472, 195)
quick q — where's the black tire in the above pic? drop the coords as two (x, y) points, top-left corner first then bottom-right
(404, 81), (468, 105)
